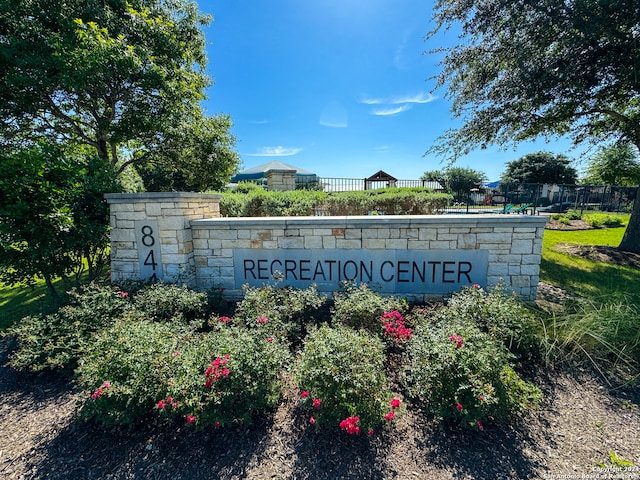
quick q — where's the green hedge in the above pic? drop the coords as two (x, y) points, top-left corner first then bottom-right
(219, 186), (451, 217)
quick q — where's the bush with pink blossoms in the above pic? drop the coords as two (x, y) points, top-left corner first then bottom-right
(295, 325), (399, 434)
(404, 318), (541, 430)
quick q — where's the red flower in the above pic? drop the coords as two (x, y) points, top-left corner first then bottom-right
(157, 400), (166, 410)
(449, 334), (463, 349)
(257, 316), (268, 325)
(215, 421), (220, 427)
(222, 367), (229, 377)
(456, 403), (463, 411)
(479, 395), (486, 403)
(266, 337), (274, 342)
(313, 398), (321, 410)
(102, 381), (111, 388)
(300, 391), (310, 399)
(166, 396), (173, 404)
(186, 415), (196, 424)
(118, 291), (128, 298)
(309, 416), (316, 425)
(339, 416), (361, 435)
(173, 351), (180, 356)
(368, 428), (374, 436)
(477, 421), (484, 431)
(390, 398), (401, 410)
(383, 411), (395, 422)
(219, 316), (232, 324)
(472, 284), (480, 289)
(90, 388), (103, 400)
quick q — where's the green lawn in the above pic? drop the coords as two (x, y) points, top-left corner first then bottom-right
(540, 224), (640, 301)
(0, 280), (65, 331)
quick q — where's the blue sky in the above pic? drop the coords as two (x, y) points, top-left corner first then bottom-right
(200, 0), (586, 182)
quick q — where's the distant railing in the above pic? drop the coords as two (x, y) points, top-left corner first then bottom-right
(287, 177), (638, 214)
(310, 177), (443, 192)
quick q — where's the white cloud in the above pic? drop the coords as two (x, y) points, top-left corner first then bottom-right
(360, 92), (437, 106)
(372, 105), (412, 116)
(390, 92), (436, 104)
(245, 146), (303, 157)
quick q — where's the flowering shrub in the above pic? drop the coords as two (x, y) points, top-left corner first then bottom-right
(430, 284), (539, 357)
(77, 318), (289, 427)
(404, 319), (542, 430)
(332, 282), (407, 335)
(234, 284), (328, 345)
(7, 282), (130, 372)
(133, 283), (210, 325)
(295, 325), (397, 433)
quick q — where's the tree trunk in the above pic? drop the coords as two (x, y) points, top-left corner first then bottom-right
(618, 185), (640, 253)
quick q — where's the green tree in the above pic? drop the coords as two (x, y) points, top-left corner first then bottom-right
(427, 0), (640, 253)
(423, 168), (485, 202)
(501, 152), (578, 186)
(0, 145), (121, 296)
(445, 167), (486, 202)
(0, 0), (240, 189)
(582, 143), (640, 186)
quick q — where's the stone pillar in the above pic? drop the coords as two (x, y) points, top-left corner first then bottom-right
(104, 192), (221, 287)
(266, 169), (296, 191)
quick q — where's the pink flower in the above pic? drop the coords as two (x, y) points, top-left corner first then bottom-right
(309, 416), (316, 425)
(90, 388), (103, 400)
(166, 397), (173, 404)
(266, 337), (274, 342)
(215, 421), (220, 427)
(383, 411), (395, 422)
(313, 398), (321, 410)
(222, 367), (229, 377)
(257, 316), (268, 325)
(479, 395), (486, 403)
(390, 398), (401, 410)
(173, 351), (180, 356)
(449, 334), (463, 349)
(301, 391), (310, 399)
(102, 381), (111, 388)
(477, 421), (484, 431)
(368, 428), (374, 436)
(456, 403), (463, 411)
(472, 284), (480, 289)
(186, 415), (196, 424)
(219, 316), (232, 324)
(339, 416), (361, 435)
(157, 400), (166, 410)
(118, 291), (128, 298)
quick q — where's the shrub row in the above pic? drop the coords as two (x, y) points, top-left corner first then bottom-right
(6, 281), (542, 434)
(219, 184), (452, 217)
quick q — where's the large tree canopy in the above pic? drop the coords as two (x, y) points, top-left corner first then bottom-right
(582, 143), (640, 186)
(0, 0), (240, 189)
(428, 0), (640, 253)
(501, 152), (578, 186)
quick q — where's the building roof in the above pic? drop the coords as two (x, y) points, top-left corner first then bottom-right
(230, 161), (318, 182)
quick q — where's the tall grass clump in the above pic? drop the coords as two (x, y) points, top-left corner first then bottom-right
(539, 298), (640, 383)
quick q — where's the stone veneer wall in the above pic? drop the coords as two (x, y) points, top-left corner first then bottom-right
(105, 193), (548, 301)
(190, 214), (548, 301)
(105, 193), (221, 285)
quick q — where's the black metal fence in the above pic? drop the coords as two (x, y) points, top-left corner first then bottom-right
(301, 177), (638, 214)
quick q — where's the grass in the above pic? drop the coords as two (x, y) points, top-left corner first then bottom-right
(538, 219), (640, 383)
(0, 279), (67, 331)
(540, 222), (640, 300)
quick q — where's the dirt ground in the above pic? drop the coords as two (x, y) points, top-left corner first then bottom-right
(1, 222), (639, 480)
